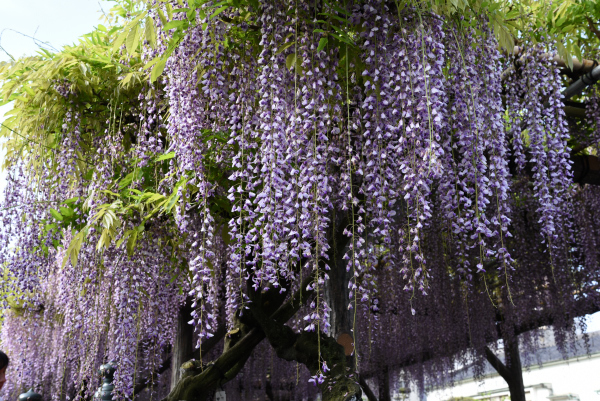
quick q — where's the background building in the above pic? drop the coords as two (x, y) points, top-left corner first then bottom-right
(426, 329), (600, 401)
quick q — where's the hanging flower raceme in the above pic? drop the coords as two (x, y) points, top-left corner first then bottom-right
(1, 1), (594, 399)
(585, 88), (600, 151)
(505, 44), (572, 241)
(440, 23), (512, 277)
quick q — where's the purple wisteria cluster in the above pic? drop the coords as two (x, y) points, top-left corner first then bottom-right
(1, 0), (598, 399)
(505, 44), (573, 241)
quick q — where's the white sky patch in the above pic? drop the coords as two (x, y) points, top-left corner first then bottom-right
(0, 0), (113, 62)
(0, 0), (112, 200)
(582, 311), (600, 332)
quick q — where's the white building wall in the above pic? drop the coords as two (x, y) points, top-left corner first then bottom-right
(426, 352), (600, 401)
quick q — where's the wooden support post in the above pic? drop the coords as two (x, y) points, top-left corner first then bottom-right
(170, 303), (195, 390)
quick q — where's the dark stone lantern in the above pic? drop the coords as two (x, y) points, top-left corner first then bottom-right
(94, 361), (116, 401)
(18, 389), (42, 401)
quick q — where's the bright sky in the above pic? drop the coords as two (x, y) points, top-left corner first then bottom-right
(0, 0), (112, 195)
(0, 0), (112, 62)
(582, 311), (600, 332)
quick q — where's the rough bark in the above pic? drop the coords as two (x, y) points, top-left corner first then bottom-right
(505, 337), (526, 401)
(171, 302), (195, 389)
(239, 206), (363, 401)
(378, 365), (391, 401)
(483, 346), (511, 381)
(571, 154), (600, 186)
(161, 275), (315, 401)
(248, 292), (362, 401)
(326, 250), (353, 340)
(326, 209), (353, 341)
(134, 318), (225, 395)
(164, 326), (264, 401)
(358, 375), (378, 401)
(483, 337), (526, 401)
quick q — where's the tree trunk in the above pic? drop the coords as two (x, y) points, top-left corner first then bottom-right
(171, 302), (195, 390)
(484, 336), (526, 401)
(326, 247), (352, 340)
(164, 210), (364, 401)
(379, 365), (391, 401)
(326, 209), (354, 343)
(505, 337), (526, 401)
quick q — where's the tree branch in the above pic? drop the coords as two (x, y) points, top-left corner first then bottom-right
(134, 324), (226, 395)
(483, 346), (512, 383)
(162, 274), (316, 401)
(570, 155), (600, 186)
(248, 295), (362, 401)
(586, 17), (600, 41)
(358, 375), (378, 401)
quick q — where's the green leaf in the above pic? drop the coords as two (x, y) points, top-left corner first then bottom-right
(210, 6), (229, 19)
(165, 193), (181, 213)
(151, 58), (167, 82)
(275, 41), (295, 55)
(157, 9), (168, 26)
(145, 193), (166, 204)
(556, 41), (573, 70)
(112, 29), (129, 50)
(286, 53), (297, 70)
(126, 229), (138, 256)
(145, 17), (157, 48)
(84, 169), (94, 181)
(143, 56), (161, 70)
(63, 197), (80, 205)
(163, 20), (186, 30)
(62, 227), (88, 268)
(102, 190), (122, 197)
(126, 23), (141, 54)
(155, 151), (176, 162)
(494, 20), (514, 52)
(325, 2), (351, 16)
(121, 72), (134, 87)
(317, 37), (328, 52)
(116, 229), (132, 248)
(187, 8), (197, 23)
(59, 206), (74, 217)
(118, 174), (132, 191)
(50, 209), (63, 221)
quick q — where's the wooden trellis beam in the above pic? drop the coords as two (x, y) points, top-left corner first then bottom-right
(563, 64), (600, 100)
